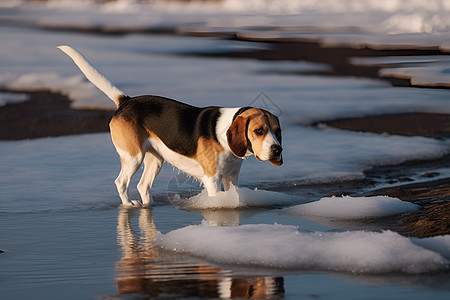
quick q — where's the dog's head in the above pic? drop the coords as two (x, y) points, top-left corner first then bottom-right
(226, 108), (283, 166)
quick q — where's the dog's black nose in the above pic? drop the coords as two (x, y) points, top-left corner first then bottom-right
(271, 144), (282, 156)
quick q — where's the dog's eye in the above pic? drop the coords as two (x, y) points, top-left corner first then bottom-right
(254, 128), (264, 135)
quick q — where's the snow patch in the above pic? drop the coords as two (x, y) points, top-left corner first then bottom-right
(168, 185), (298, 210)
(413, 235), (450, 260)
(154, 222), (450, 274)
(283, 195), (420, 219)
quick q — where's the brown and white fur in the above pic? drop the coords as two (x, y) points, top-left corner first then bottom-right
(58, 45), (283, 207)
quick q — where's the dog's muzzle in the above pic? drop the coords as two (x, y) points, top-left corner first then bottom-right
(269, 144), (283, 166)
(271, 144), (282, 157)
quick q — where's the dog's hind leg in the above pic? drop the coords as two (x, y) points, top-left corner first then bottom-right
(115, 151), (144, 207)
(110, 117), (148, 207)
(137, 150), (163, 207)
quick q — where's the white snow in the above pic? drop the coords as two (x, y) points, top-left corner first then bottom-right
(154, 222), (450, 274)
(413, 235), (450, 260)
(168, 185), (298, 210)
(283, 195), (420, 219)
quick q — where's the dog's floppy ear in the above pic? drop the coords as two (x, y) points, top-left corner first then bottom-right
(226, 116), (248, 157)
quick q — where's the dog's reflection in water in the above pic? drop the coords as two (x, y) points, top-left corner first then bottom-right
(115, 208), (284, 299)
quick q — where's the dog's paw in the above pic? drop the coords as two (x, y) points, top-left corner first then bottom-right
(122, 200), (142, 208)
(131, 200), (142, 206)
(141, 202), (152, 208)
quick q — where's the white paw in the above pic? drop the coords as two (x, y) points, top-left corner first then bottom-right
(122, 200), (142, 208)
(141, 202), (152, 208)
(131, 200), (142, 206)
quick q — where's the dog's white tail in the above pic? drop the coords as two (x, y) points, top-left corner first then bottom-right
(57, 45), (127, 107)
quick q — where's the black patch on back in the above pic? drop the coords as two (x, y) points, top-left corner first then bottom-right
(118, 95), (132, 107)
(114, 95), (221, 157)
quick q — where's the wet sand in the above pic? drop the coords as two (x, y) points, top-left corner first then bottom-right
(1, 36), (448, 238)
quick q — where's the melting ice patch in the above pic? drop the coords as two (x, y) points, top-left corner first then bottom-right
(154, 222), (450, 274)
(168, 185), (298, 210)
(413, 235), (450, 260)
(283, 195), (420, 219)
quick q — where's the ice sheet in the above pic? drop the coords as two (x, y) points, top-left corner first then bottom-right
(155, 222), (450, 274)
(168, 185), (298, 210)
(282, 195), (420, 219)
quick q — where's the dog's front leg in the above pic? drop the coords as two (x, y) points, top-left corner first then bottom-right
(221, 156), (243, 191)
(201, 175), (221, 197)
(223, 173), (238, 191)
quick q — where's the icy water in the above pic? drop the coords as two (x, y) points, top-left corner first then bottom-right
(2, 2), (450, 299)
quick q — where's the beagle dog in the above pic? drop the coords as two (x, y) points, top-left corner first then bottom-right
(58, 45), (283, 207)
